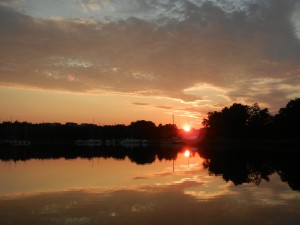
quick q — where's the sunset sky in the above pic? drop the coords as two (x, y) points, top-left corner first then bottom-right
(1, 0), (300, 128)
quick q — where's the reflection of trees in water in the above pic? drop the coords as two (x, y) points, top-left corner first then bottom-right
(199, 145), (300, 191)
(126, 147), (180, 165)
(203, 154), (274, 185)
(0, 144), (181, 166)
(1, 144), (300, 191)
(128, 148), (156, 165)
(276, 157), (300, 191)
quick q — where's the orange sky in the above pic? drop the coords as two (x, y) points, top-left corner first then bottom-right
(0, 86), (202, 128)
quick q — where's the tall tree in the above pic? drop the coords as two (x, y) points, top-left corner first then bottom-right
(275, 98), (300, 138)
(247, 103), (273, 138)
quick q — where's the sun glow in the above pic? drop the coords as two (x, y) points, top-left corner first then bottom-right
(183, 124), (191, 132)
(184, 149), (190, 158)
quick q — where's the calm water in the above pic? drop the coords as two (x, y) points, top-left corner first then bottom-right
(1, 146), (300, 225)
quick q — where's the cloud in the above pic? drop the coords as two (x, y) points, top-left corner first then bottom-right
(67, 75), (77, 82)
(0, 0), (23, 5)
(80, 0), (101, 12)
(1, 0), (300, 112)
(132, 176), (149, 180)
(132, 102), (150, 106)
(155, 105), (174, 109)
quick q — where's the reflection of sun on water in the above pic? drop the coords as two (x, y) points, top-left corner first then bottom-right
(184, 149), (190, 158)
(183, 125), (191, 132)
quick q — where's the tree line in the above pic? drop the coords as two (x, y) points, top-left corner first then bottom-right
(1, 98), (299, 142)
(0, 120), (177, 141)
(202, 98), (300, 140)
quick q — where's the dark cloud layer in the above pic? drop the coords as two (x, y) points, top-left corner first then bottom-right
(1, 0), (300, 111)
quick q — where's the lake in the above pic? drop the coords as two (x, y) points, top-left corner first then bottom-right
(1, 145), (300, 225)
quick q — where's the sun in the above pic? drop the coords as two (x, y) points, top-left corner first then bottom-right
(183, 124), (191, 132)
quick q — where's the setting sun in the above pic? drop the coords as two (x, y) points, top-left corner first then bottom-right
(183, 124), (191, 132)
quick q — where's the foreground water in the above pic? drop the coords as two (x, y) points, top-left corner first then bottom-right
(1, 146), (300, 225)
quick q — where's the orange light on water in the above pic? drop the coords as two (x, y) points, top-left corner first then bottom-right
(184, 149), (190, 158)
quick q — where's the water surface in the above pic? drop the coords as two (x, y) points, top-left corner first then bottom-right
(1, 146), (300, 225)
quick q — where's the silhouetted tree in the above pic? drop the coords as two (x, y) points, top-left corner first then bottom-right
(129, 120), (156, 139)
(202, 101), (294, 140)
(222, 103), (249, 138)
(247, 103), (273, 138)
(0, 120), (179, 141)
(274, 98), (300, 138)
(157, 123), (177, 139)
(203, 103), (250, 139)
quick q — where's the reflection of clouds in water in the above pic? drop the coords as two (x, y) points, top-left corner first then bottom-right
(109, 212), (118, 217)
(177, 162), (201, 170)
(132, 171), (175, 180)
(155, 171), (175, 177)
(32, 200), (79, 215)
(149, 171), (300, 203)
(50, 217), (91, 225)
(184, 182), (235, 201)
(128, 153), (223, 200)
(229, 173), (300, 206)
(146, 174), (232, 202)
(37, 204), (60, 214)
(2, 179), (300, 225)
(131, 203), (155, 213)
(130, 155), (203, 185)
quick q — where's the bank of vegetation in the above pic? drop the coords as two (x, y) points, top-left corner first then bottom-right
(0, 120), (176, 143)
(202, 98), (300, 142)
(0, 98), (299, 145)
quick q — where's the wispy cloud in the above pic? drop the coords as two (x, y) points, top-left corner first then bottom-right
(132, 102), (150, 106)
(1, 0), (300, 113)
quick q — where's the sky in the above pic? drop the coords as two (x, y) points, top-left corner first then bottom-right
(1, 0), (300, 128)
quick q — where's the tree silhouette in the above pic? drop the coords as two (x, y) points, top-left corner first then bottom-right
(203, 103), (251, 139)
(201, 100), (300, 140)
(0, 120), (177, 142)
(247, 103), (273, 138)
(129, 120), (156, 139)
(274, 98), (300, 138)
